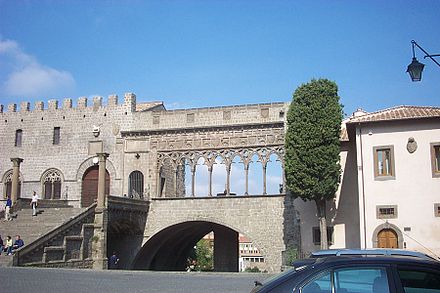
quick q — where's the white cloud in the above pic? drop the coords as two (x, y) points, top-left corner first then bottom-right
(0, 38), (75, 98)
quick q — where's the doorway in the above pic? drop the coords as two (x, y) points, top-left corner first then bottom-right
(81, 166), (110, 207)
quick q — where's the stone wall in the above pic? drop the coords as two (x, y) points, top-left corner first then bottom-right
(139, 195), (299, 272)
(0, 95), (287, 206)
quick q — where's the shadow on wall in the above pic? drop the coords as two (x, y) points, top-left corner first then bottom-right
(107, 214), (148, 270)
(282, 195), (301, 264)
(333, 142), (360, 248)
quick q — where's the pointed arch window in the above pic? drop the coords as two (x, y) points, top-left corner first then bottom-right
(42, 169), (63, 199)
(129, 171), (144, 199)
(3, 170), (21, 199)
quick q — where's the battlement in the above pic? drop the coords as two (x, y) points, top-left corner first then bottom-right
(0, 93), (137, 114)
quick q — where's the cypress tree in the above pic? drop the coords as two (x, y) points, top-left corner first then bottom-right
(285, 79), (343, 249)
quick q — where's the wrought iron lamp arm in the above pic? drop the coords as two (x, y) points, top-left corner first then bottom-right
(412, 40), (440, 67)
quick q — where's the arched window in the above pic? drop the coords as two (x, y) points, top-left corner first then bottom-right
(129, 171), (144, 199)
(42, 169), (63, 199)
(3, 170), (21, 199)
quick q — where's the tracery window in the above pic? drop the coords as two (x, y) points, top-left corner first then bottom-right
(42, 169), (62, 199)
(3, 170), (21, 199)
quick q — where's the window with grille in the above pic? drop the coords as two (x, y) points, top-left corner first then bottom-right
(435, 204), (440, 217)
(129, 171), (144, 199)
(373, 146), (395, 179)
(53, 127), (60, 145)
(377, 205), (398, 219)
(431, 143), (440, 178)
(15, 129), (22, 147)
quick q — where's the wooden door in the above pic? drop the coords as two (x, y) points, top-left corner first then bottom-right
(377, 229), (398, 248)
(81, 166), (110, 207)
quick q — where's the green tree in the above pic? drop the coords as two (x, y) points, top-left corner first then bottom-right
(285, 79), (343, 250)
(194, 239), (213, 271)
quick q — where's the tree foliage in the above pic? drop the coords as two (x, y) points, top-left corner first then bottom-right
(285, 79), (343, 248)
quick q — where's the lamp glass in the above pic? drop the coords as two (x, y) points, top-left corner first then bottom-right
(407, 57), (425, 81)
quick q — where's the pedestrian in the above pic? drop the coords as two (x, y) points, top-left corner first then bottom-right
(108, 251), (119, 269)
(0, 235), (4, 255)
(5, 196), (12, 221)
(30, 191), (39, 216)
(12, 235), (24, 252)
(5, 236), (13, 255)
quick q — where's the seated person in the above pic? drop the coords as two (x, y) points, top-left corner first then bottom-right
(12, 235), (24, 251)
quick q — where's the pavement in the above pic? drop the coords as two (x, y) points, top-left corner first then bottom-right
(0, 267), (274, 293)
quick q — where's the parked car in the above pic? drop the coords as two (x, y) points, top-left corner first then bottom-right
(251, 250), (440, 293)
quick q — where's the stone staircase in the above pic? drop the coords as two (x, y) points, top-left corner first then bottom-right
(0, 204), (96, 268)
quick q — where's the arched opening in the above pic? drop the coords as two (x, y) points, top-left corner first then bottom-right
(132, 221), (241, 272)
(194, 157), (208, 196)
(41, 169), (63, 199)
(128, 170), (144, 199)
(230, 155), (245, 195)
(3, 170), (21, 199)
(377, 229), (399, 248)
(266, 153), (283, 194)
(81, 166), (109, 207)
(212, 156), (226, 196)
(248, 153), (263, 195)
(107, 218), (144, 270)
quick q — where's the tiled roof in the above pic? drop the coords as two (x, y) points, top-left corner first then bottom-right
(347, 105), (440, 123)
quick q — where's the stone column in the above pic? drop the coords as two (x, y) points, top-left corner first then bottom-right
(208, 166), (213, 197)
(156, 165), (162, 198)
(10, 158), (23, 205)
(262, 163), (267, 195)
(225, 163), (231, 195)
(93, 152), (109, 270)
(244, 164), (249, 195)
(191, 165), (196, 197)
(96, 153), (109, 209)
(282, 163), (287, 194)
(174, 167), (178, 197)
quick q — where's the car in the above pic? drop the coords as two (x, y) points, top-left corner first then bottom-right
(251, 251), (440, 293)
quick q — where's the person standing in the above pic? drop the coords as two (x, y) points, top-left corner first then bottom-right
(5, 196), (12, 221)
(108, 251), (120, 269)
(30, 191), (39, 216)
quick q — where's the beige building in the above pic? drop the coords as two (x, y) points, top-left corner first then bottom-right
(298, 106), (440, 258)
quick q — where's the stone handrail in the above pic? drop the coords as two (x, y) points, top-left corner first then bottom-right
(13, 203), (97, 266)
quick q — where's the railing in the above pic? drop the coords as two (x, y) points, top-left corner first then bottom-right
(13, 203), (96, 266)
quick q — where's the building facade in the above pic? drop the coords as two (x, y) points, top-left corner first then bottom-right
(1, 95), (439, 263)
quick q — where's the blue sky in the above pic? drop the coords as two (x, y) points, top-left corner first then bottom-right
(1, 0), (439, 116)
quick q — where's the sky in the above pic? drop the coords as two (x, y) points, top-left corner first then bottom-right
(1, 0), (439, 116)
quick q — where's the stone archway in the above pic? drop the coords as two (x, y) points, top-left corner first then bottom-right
(81, 166), (110, 207)
(132, 221), (239, 272)
(372, 222), (403, 249)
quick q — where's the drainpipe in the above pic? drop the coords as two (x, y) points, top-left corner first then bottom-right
(357, 124), (368, 248)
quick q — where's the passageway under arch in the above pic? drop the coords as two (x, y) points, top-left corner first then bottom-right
(132, 221), (239, 272)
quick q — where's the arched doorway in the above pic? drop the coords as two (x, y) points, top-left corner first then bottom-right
(3, 170), (21, 199)
(81, 166), (110, 207)
(377, 229), (398, 248)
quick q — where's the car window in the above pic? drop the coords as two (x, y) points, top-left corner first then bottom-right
(301, 272), (331, 293)
(333, 267), (390, 293)
(398, 269), (440, 293)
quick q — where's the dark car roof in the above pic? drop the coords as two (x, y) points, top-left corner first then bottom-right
(254, 255), (440, 293)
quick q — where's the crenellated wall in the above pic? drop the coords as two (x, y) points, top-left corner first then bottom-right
(0, 93), (288, 207)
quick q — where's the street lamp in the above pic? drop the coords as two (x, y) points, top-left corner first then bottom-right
(407, 40), (440, 82)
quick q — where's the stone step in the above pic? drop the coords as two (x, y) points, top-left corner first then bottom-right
(0, 207), (86, 252)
